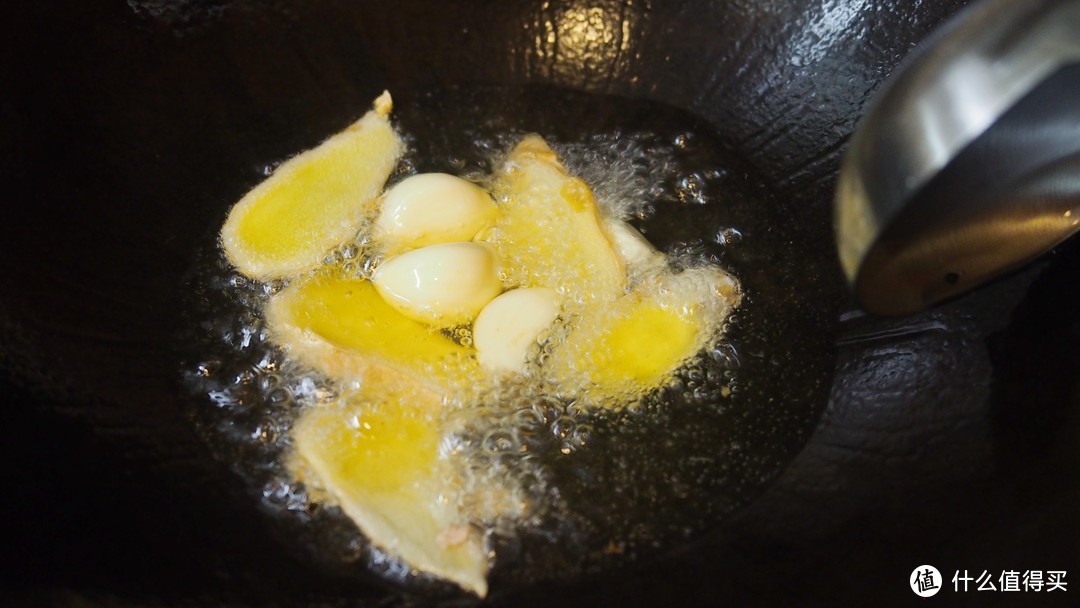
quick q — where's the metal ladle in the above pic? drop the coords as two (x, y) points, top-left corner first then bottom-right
(836, 0), (1080, 316)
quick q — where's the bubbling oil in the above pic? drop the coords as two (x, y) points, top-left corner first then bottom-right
(184, 85), (830, 594)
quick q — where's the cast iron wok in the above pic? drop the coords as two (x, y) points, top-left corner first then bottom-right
(3, 0), (1076, 606)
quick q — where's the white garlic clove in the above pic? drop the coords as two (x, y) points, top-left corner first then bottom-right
(603, 218), (665, 271)
(373, 242), (502, 327)
(375, 173), (497, 253)
(473, 288), (561, 374)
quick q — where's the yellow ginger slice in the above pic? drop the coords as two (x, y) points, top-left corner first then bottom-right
(480, 135), (625, 310)
(266, 275), (480, 400)
(547, 266), (740, 406)
(292, 398), (488, 596)
(221, 92), (404, 280)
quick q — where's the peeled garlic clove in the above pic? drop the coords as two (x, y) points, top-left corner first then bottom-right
(375, 173), (497, 253)
(373, 242), (502, 327)
(604, 218), (666, 272)
(474, 288), (560, 373)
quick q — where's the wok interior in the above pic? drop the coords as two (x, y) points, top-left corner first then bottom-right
(182, 84), (834, 593)
(4, 0), (1076, 605)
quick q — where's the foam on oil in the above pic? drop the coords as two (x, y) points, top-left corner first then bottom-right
(184, 85), (824, 593)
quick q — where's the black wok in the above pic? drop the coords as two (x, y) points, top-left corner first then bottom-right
(3, 0), (1076, 606)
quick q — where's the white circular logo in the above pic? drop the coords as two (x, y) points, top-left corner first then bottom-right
(910, 565), (942, 597)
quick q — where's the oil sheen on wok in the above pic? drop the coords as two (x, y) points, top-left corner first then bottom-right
(185, 86), (822, 596)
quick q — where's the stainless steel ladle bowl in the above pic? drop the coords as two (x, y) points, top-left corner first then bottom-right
(837, 0), (1080, 316)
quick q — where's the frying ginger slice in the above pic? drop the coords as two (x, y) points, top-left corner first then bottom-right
(221, 92), (404, 280)
(265, 275), (480, 401)
(292, 396), (488, 596)
(547, 265), (740, 406)
(480, 135), (626, 311)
